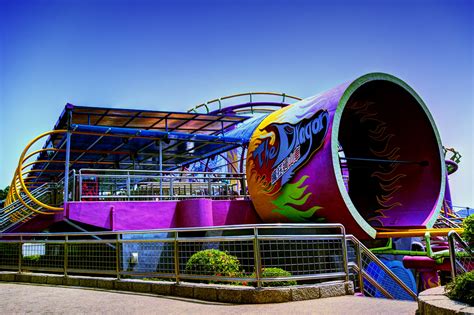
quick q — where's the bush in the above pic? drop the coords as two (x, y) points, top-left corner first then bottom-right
(445, 270), (474, 305)
(251, 267), (297, 287)
(185, 249), (241, 281)
(462, 214), (474, 248)
(23, 255), (41, 262)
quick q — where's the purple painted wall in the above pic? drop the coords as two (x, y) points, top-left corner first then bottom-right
(66, 198), (259, 231)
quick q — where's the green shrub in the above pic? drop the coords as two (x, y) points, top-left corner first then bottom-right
(185, 249), (241, 281)
(462, 214), (474, 248)
(23, 255), (41, 262)
(251, 267), (297, 287)
(445, 270), (474, 305)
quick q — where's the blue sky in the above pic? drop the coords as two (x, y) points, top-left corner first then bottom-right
(0, 0), (472, 207)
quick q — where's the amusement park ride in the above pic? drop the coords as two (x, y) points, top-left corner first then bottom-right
(0, 72), (470, 296)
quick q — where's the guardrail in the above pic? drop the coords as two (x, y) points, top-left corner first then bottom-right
(75, 169), (248, 201)
(448, 230), (473, 280)
(0, 224), (348, 287)
(187, 92), (302, 115)
(434, 216), (462, 229)
(347, 235), (418, 301)
(0, 183), (57, 232)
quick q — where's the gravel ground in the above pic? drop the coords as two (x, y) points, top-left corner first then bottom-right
(0, 282), (418, 314)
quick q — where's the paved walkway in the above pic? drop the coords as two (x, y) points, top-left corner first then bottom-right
(0, 282), (418, 314)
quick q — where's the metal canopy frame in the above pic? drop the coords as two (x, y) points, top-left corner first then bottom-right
(26, 104), (251, 187)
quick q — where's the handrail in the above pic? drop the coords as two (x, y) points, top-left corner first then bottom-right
(79, 168), (245, 176)
(347, 234), (418, 300)
(448, 230), (473, 279)
(0, 223), (348, 287)
(187, 92), (302, 114)
(0, 222), (346, 237)
(77, 169), (248, 201)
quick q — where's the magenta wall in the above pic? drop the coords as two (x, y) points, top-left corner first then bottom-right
(65, 199), (260, 231)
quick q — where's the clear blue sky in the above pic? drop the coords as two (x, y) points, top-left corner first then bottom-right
(0, 0), (472, 207)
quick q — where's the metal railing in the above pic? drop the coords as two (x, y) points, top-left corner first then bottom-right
(0, 183), (56, 232)
(347, 235), (418, 301)
(187, 92), (302, 114)
(448, 230), (473, 280)
(0, 224), (349, 287)
(434, 216), (462, 229)
(75, 169), (248, 201)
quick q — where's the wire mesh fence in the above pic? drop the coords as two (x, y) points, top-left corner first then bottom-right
(77, 169), (247, 201)
(0, 224), (348, 287)
(346, 236), (417, 301)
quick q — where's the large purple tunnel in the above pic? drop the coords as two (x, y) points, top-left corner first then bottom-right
(246, 73), (445, 239)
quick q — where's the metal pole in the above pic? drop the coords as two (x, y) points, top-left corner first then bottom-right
(356, 241), (364, 293)
(63, 131), (72, 205)
(126, 171), (131, 201)
(448, 230), (457, 280)
(170, 179), (174, 199)
(18, 235), (23, 274)
(64, 235), (68, 277)
(253, 227), (262, 288)
(159, 140), (163, 198)
(116, 233), (121, 279)
(79, 170), (83, 201)
(174, 231), (180, 284)
(71, 169), (76, 201)
(341, 228), (349, 282)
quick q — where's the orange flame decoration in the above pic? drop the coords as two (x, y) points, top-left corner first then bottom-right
(423, 272), (440, 289)
(347, 101), (406, 224)
(247, 130), (279, 194)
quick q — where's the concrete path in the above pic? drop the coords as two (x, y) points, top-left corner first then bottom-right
(0, 282), (418, 314)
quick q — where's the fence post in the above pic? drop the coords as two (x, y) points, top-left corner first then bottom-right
(355, 240), (364, 293)
(126, 172), (131, 201)
(208, 178), (212, 198)
(253, 227), (262, 288)
(18, 235), (23, 274)
(71, 170), (76, 201)
(170, 178), (174, 199)
(174, 231), (180, 285)
(341, 228), (349, 282)
(448, 230), (457, 280)
(79, 171), (83, 201)
(116, 234), (121, 279)
(64, 235), (68, 277)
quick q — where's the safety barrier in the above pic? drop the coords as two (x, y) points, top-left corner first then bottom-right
(347, 235), (418, 301)
(434, 216), (462, 229)
(187, 92), (301, 115)
(448, 230), (473, 279)
(75, 169), (248, 201)
(0, 224), (349, 287)
(0, 183), (57, 232)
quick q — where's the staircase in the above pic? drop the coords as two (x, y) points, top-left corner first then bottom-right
(0, 183), (56, 232)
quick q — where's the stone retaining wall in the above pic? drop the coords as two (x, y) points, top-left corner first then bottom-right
(0, 272), (353, 304)
(418, 286), (473, 314)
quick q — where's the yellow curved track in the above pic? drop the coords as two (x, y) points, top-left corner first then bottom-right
(4, 130), (67, 216)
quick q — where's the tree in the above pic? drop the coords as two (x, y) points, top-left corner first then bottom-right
(0, 186), (10, 205)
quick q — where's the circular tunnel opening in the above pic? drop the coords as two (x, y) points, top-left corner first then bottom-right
(337, 80), (443, 229)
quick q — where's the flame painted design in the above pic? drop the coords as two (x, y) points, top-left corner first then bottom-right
(420, 271), (440, 290)
(246, 99), (328, 222)
(271, 176), (324, 222)
(345, 101), (406, 225)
